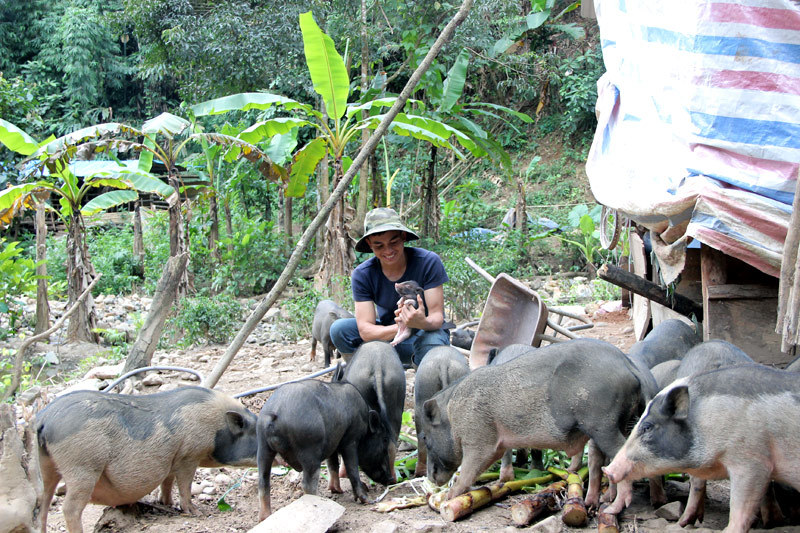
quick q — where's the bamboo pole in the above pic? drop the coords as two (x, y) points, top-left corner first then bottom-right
(776, 168), (800, 351)
(203, 0), (476, 388)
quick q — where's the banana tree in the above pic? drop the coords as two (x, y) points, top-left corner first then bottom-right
(192, 11), (484, 291)
(0, 118), (173, 342)
(412, 48), (533, 239)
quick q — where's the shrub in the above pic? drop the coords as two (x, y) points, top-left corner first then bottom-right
(0, 238), (41, 337)
(172, 294), (243, 346)
(280, 278), (324, 341)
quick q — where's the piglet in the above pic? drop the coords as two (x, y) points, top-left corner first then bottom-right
(391, 280), (424, 346)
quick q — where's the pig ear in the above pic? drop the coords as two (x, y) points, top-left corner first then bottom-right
(225, 411), (246, 436)
(663, 385), (690, 421)
(423, 399), (441, 426)
(367, 410), (380, 432)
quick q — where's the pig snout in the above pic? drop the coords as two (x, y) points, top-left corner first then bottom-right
(603, 450), (634, 485)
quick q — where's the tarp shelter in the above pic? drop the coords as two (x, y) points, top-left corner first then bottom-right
(586, 0), (800, 362)
(587, 0), (799, 283)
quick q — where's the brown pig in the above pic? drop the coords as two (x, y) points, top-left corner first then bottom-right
(36, 386), (258, 533)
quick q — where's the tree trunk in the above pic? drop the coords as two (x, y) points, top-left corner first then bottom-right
(421, 145), (439, 239)
(371, 153), (384, 208)
(65, 214), (98, 343)
(355, 0), (370, 230)
(283, 192), (293, 250)
(223, 197), (234, 256)
(317, 161), (355, 300)
(34, 202), (50, 335)
(123, 253), (189, 372)
(209, 192), (220, 264)
(0, 404), (42, 533)
(167, 171), (189, 300)
(132, 202), (145, 283)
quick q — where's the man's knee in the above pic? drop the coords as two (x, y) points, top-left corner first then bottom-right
(412, 329), (450, 366)
(329, 318), (361, 354)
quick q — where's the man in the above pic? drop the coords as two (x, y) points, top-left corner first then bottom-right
(330, 207), (451, 367)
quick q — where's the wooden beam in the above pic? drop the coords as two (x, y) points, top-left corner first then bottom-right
(706, 284), (778, 300)
(597, 263), (704, 320)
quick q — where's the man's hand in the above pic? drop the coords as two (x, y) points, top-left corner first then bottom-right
(395, 294), (426, 329)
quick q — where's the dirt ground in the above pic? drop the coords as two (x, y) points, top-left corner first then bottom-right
(36, 304), (795, 533)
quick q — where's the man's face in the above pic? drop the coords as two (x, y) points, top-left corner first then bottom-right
(366, 230), (406, 266)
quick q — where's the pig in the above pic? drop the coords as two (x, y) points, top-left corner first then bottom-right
(391, 280), (424, 346)
(311, 299), (354, 366)
(627, 318), (700, 369)
(604, 364), (800, 533)
(256, 379), (392, 520)
(668, 339), (755, 526)
(36, 386), (258, 533)
(784, 353), (800, 372)
(421, 338), (655, 511)
(450, 328), (475, 350)
(650, 359), (681, 390)
(333, 341), (406, 483)
(413, 345), (470, 477)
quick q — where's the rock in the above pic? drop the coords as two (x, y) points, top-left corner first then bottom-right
(214, 473), (233, 486)
(300, 364), (313, 373)
(17, 386), (41, 406)
(370, 521), (399, 533)
(655, 500), (684, 521)
(410, 521), (444, 532)
(247, 494), (344, 533)
(191, 483), (204, 496)
(622, 326), (634, 335)
(56, 379), (104, 396)
(198, 355), (210, 363)
(287, 470), (302, 484)
(198, 493), (215, 501)
(142, 374), (163, 386)
(43, 351), (59, 365)
(263, 308), (281, 322)
(529, 514), (562, 533)
(83, 362), (124, 380)
(636, 517), (671, 532)
(202, 485), (216, 495)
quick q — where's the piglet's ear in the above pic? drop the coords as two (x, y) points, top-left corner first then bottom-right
(663, 385), (690, 421)
(225, 411), (246, 436)
(367, 410), (380, 433)
(423, 399), (441, 426)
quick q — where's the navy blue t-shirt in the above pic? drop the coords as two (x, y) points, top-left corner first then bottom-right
(352, 247), (449, 326)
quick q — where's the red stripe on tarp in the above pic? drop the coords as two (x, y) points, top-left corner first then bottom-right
(701, 191), (789, 243)
(710, 2), (800, 31)
(695, 69), (800, 96)
(690, 143), (800, 186)
(691, 227), (781, 278)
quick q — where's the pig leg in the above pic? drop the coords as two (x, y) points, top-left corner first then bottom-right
(61, 474), (98, 533)
(340, 443), (369, 503)
(323, 342), (334, 368)
(327, 455), (343, 494)
(679, 476), (706, 526)
(173, 462), (200, 515)
(725, 466), (771, 533)
(39, 455), (61, 533)
(499, 450), (515, 482)
(585, 441), (605, 508)
(159, 474), (175, 506)
(445, 447), (503, 500)
(649, 476), (667, 508)
(310, 337), (317, 362)
(300, 465), (321, 496)
(414, 424), (428, 478)
(257, 446), (276, 521)
(567, 452), (582, 472)
(589, 433), (632, 514)
(760, 483), (784, 528)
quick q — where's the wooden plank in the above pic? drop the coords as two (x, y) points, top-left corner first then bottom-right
(630, 232), (651, 341)
(707, 284), (778, 300)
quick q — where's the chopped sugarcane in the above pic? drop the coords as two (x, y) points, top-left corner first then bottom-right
(597, 503), (620, 533)
(509, 480), (567, 526)
(549, 465), (589, 527)
(431, 474), (555, 522)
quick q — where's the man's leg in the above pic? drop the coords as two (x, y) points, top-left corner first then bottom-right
(329, 318), (363, 363)
(411, 328), (451, 367)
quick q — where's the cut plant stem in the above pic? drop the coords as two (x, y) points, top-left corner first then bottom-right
(510, 480), (567, 526)
(597, 504), (620, 533)
(434, 474), (554, 522)
(549, 465), (589, 527)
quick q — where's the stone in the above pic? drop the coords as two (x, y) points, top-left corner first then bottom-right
(202, 485), (216, 495)
(191, 483), (204, 496)
(529, 515), (562, 533)
(410, 521), (444, 532)
(214, 473), (233, 486)
(142, 374), (163, 386)
(17, 386), (41, 406)
(655, 500), (684, 521)
(247, 494), (345, 533)
(370, 520), (399, 533)
(198, 493), (215, 501)
(83, 362), (124, 380)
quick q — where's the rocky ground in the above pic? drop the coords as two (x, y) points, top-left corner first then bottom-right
(5, 283), (796, 533)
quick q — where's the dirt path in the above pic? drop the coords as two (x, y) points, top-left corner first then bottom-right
(39, 306), (792, 533)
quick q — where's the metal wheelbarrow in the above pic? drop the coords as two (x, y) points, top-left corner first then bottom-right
(462, 257), (593, 369)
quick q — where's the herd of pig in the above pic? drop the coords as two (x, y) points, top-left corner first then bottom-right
(33, 318), (800, 533)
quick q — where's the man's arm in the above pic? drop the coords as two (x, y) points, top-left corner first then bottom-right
(355, 300), (399, 342)
(396, 285), (445, 331)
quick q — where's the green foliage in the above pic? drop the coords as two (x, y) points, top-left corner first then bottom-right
(0, 239), (41, 338)
(172, 294), (243, 347)
(279, 278), (324, 341)
(557, 46), (605, 138)
(0, 348), (43, 401)
(557, 203), (604, 269)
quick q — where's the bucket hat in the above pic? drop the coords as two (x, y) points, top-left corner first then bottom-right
(355, 207), (419, 253)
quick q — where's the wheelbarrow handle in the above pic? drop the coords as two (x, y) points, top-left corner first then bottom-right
(465, 256), (496, 284)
